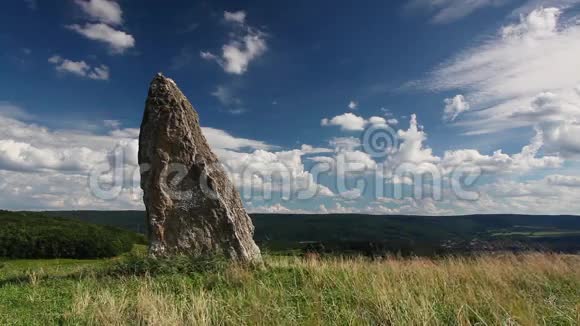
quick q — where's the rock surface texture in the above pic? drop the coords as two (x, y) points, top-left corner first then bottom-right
(139, 73), (261, 263)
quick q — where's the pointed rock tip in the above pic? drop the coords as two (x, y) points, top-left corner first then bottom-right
(150, 72), (177, 88)
(153, 72), (167, 82)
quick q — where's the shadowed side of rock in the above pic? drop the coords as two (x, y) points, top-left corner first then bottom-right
(138, 73), (261, 263)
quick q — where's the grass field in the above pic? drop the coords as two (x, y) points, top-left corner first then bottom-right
(1, 250), (579, 325)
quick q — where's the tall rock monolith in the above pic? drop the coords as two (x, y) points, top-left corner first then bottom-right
(138, 73), (261, 263)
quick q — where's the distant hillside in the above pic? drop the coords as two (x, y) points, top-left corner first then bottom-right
(44, 211), (148, 234)
(44, 211), (580, 255)
(0, 211), (145, 259)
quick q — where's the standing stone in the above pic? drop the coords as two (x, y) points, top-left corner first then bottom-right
(138, 73), (261, 263)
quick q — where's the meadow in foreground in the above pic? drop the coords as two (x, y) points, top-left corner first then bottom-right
(0, 252), (579, 325)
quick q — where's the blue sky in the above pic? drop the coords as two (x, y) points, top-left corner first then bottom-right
(1, 0), (580, 214)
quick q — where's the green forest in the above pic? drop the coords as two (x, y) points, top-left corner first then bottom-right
(0, 211), (145, 259)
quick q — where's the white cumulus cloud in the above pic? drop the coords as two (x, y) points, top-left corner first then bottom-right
(201, 11), (267, 75)
(224, 10), (246, 24)
(443, 94), (470, 121)
(546, 174), (580, 187)
(74, 0), (123, 25)
(67, 23), (135, 54)
(48, 55), (110, 80)
(321, 113), (367, 131)
(321, 113), (388, 131)
(0, 107), (335, 209)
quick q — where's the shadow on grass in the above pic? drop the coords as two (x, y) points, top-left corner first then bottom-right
(0, 253), (253, 287)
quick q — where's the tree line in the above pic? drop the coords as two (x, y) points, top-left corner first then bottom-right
(0, 211), (145, 259)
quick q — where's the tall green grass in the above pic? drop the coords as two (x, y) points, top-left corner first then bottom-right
(1, 253), (579, 325)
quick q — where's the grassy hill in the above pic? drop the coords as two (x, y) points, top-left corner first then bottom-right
(43, 211), (580, 255)
(1, 251), (579, 325)
(1, 211), (579, 324)
(0, 211), (145, 259)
